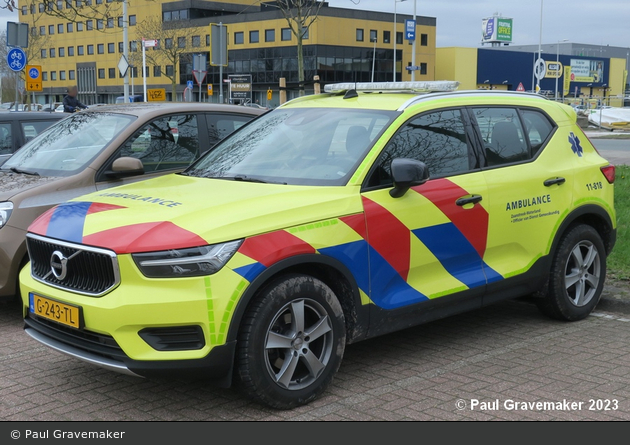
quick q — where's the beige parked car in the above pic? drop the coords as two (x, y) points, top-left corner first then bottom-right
(0, 102), (264, 300)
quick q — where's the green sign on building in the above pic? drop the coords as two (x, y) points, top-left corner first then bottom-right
(496, 18), (513, 42)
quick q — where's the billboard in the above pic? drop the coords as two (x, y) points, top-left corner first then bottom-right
(481, 17), (513, 44)
(569, 59), (604, 83)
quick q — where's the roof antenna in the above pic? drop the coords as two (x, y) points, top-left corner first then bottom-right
(344, 89), (358, 99)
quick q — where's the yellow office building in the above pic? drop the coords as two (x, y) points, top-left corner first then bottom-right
(17, 0), (436, 105)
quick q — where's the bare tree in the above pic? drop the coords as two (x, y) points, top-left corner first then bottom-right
(37, 0), (121, 24)
(254, 0), (324, 95)
(134, 17), (200, 98)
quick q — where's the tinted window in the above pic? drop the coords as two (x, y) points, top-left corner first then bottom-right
(471, 107), (528, 166)
(117, 115), (199, 173)
(521, 109), (554, 155)
(368, 109), (472, 187)
(0, 123), (12, 155)
(205, 114), (254, 151)
(21, 121), (59, 143)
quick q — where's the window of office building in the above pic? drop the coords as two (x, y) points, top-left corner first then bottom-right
(68, 46), (74, 56)
(39, 26), (45, 35)
(130, 15), (136, 25)
(165, 38), (173, 49)
(396, 32), (403, 44)
(420, 33), (428, 46)
(108, 43), (115, 53)
(77, 22), (83, 31)
(42, 72), (48, 81)
(49, 48), (55, 58)
(87, 44), (94, 55)
(48, 25), (54, 34)
(118, 42), (123, 53)
(109, 68), (115, 78)
(118, 16), (123, 27)
(235, 32), (244, 44)
(40, 49), (47, 58)
(192, 35), (200, 47)
(67, 22), (73, 33)
(250, 30), (259, 43)
(59, 47), (65, 57)
(356, 29), (364, 42)
(206, 34), (210, 46)
(78, 45), (84, 55)
(178, 37), (186, 48)
(69, 70), (75, 80)
(420, 62), (427, 75)
(86, 20), (93, 30)
(166, 65), (174, 76)
(370, 30), (377, 42)
(265, 29), (275, 42)
(97, 44), (104, 54)
(51, 71), (57, 80)
(153, 66), (161, 77)
(21, 5), (27, 14)
(281, 28), (292, 41)
(383, 30), (390, 43)
(58, 23), (64, 34)
(60, 71), (66, 80)
(130, 41), (138, 52)
(107, 18), (114, 28)
(98, 68), (105, 79)
(97, 19), (103, 30)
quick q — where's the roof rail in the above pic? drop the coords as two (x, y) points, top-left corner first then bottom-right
(323, 81), (460, 94)
(398, 89), (549, 110)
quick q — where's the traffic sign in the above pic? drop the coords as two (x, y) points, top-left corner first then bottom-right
(187, 80), (194, 89)
(118, 55), (129, 77)
(406, 65), (420, 71)
(26, 64), (42, 92)
(516, 82), (525, 92)
(405, 20), (416, 41)
(192, 70), (207, 86)
(147, 88), (166, 101)
(208, 84), (213, 95)
(534, 57), (546, 81)
(267, 89), (272, 101)
(7, 47), (27, 72)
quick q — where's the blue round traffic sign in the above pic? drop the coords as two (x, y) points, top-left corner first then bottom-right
(7, 47), (27, 72)
(28, 67), (40, 79)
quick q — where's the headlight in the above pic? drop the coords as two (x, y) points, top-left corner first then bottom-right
(132, 240), (243, 278)
(0, 202), (13, 229)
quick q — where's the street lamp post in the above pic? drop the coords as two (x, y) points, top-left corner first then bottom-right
(536, 0), (544, 92)
(555, 39), (568, 101)
(393, 0), (407, 82)
(122, 0), (129, 102)
(371, 37), (377, 83)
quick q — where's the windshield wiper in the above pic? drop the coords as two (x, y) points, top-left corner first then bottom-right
(231, 174), (287, 185)
(8, 167), (39, 176)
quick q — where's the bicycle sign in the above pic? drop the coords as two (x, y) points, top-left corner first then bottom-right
(7, 47), (27, 72)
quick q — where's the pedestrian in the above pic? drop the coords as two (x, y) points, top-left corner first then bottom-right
(63, 86), (88, 113)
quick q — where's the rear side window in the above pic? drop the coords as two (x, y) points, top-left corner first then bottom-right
(471, 107), (528, 166)
(0, 123), (12, 155)
(205, 113), (254, 151)
(521, 109), (554, 154)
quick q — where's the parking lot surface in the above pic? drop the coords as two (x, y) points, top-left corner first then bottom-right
(2, 289), (630, 421)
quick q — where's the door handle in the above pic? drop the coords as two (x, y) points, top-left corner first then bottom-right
(456, 195), (483, 206)
(544, 177), (566, 187)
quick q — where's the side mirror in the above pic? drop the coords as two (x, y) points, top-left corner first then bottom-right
(106, 157), (144, 178)
(389, 158), (430, 198)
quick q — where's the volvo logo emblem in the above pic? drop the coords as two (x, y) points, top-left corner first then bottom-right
(50, 251), (68, 280)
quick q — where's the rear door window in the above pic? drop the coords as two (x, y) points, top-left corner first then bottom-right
(0, 123), (12, 155)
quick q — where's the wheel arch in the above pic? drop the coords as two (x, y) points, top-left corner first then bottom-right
(226, 254), (369, 346)
(550, 204), (616, 258)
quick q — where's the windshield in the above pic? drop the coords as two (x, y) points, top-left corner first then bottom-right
(186, 107), (397, 186)
(1, 112), (136, 177)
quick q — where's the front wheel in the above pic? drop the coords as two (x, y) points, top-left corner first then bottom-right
(236, 274), (346, 409)
(537, 224), (606, 321)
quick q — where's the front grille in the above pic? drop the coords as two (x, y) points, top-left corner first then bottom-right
(27, 234), (120, 296)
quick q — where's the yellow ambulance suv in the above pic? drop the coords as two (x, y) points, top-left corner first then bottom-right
(19, 82), (616, 409)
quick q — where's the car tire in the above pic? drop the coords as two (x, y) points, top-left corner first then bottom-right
(235, 274), (346, 410)
(537, 224), (606, 321)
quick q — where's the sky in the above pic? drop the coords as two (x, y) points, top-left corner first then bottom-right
(1, 1), (629, 50)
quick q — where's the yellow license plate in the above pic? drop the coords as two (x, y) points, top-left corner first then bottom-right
(29, 293), (81, 329)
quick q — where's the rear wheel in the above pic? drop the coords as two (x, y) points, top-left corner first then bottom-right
(236, 274), (346, 409)
(537, 224), (606, 321)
